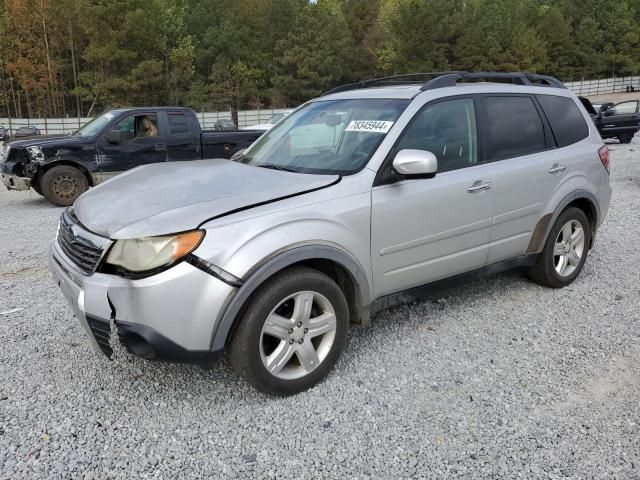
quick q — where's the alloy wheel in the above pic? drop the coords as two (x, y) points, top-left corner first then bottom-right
(259, 291), (337, 380)
(553, 219), (585, 277)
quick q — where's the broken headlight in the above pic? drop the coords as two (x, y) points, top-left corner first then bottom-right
(105, 230), (204, 273)
(26, 145), (45, 162)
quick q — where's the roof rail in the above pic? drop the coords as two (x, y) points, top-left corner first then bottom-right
(420, 72), (566, 90)
(321, 72), (464, 96)
(322, 71), (566, 96)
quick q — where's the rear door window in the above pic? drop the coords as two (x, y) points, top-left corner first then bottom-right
(484, 96), (546, 160)
(537, 95), (589, 147)
(168, 113), (190, 135)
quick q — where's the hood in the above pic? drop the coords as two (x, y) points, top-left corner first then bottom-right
(6, 134), (80, 150)
(74, 159), (339, 238)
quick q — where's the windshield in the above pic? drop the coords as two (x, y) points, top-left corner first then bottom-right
(77, 111), (119, 137)
(238, 99), (409, 175)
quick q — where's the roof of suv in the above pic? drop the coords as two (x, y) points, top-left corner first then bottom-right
(317, 72), (570, 101)
(317, 82), (573, 101)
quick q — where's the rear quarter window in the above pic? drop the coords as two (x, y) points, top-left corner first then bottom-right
(537, 95), (589, 148)
(168, 113), (190, 135)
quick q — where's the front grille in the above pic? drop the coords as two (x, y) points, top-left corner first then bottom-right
(57, 210), (110, 274)
(86, 316), (113, 357)
(58, 228), (103, 273)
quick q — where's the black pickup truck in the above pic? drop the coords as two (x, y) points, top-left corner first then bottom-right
(0, 107), (263, 205)
(589, 100), (640, 143)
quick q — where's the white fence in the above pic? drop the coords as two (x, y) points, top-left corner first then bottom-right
(565, 76), (640, 96)
(0, 108), (289, 136)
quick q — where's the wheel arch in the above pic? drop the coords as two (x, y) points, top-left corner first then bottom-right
(210, 244), (371, 352)
(528, 190), (600, 254)
(35, 159), (95, 189)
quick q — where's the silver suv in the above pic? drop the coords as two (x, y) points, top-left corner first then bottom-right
(49, 72), (612, 395)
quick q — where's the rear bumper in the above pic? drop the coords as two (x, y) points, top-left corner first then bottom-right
(1, 172), (31, 191)
(49, 239), (235, 364)
(597, 182), (613, 229)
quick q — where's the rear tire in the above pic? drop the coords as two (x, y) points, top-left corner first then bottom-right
(528, 207), (592, 288)
(619, 133), (633, 144)
(228, 266), (349, 396)
(41, 165), (88, 206)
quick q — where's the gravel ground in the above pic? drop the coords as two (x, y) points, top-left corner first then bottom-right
(0, 140), (639, 479)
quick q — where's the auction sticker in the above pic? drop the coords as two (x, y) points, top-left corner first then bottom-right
(345, 120), (394, 133)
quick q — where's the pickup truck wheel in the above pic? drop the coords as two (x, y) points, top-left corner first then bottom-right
(41, 165), (88, 206)
(528, 207), (591, 288)
(228, 266), (349, 396)
(619, 134), (633, 144)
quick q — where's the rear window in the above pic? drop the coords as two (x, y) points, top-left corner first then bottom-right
(484, 96), (546, 160)
(537, 95), (589, 147)
(168, 113), (189, 135)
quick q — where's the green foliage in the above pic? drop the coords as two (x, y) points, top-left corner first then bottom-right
(271, 0), (354, 105)
(2, 0), (640, 116)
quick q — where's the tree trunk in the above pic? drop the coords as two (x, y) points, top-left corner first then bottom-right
(40, 0), (58, 117)
(25, 91), (32, 118)
(68, 18), (82, 118)
(9, 77), (20, 118)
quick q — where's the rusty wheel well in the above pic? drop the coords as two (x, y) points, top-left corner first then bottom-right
(35, 161), (94, 189)
(527, 196), (599, 254)
(567, 197), (596, 228)
(566, 197), (597, 247)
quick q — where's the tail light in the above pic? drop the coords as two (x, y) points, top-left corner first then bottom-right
(598, 145), (610, 173)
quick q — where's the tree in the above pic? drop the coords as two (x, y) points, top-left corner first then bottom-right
(3, 0), (65, 116)
(3, 0), (640, 117)
(77, 0), (194, 112)
(377, 0), (465, 73)
(272, 0), (354, 104)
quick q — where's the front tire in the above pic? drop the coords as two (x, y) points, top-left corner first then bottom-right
(528, 207), (592, 288)
(228, 266), (349, 396)
(41, 165), (88, 206)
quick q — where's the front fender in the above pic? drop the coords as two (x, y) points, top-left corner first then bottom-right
(192, 187), (373, 351)
(31, 143), (98, 185)
(208, 243), (371, 351)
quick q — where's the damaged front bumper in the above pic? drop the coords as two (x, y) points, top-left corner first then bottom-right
(1, 172), (31, 191)
(49, 239), (234, 364)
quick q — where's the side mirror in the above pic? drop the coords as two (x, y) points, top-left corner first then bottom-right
(392, 149), (438, 178)
(106, 130), (124, 144)
(604, 108), (615, 116)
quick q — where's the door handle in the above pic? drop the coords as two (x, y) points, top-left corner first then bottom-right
(155, 143), (167, 152)
(467, 181), (492, 193)
(548, 164), (566, 174)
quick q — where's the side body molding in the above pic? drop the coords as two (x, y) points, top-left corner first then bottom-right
(210, 244), (371, 352)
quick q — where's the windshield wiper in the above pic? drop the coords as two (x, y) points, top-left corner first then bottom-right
(258, 164), (299, 173)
